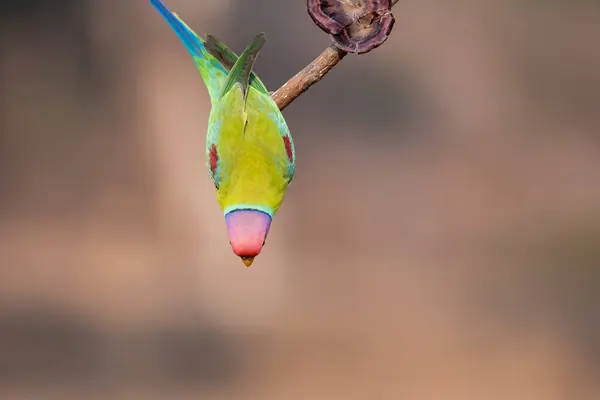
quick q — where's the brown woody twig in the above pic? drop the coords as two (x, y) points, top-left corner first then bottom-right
(272, 0), (399, 110)
(271, 45), (347, 110)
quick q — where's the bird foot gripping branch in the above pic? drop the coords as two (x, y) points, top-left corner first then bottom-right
(151, 0), (398, 267)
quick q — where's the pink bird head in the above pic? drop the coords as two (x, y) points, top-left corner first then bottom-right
(225, 209), (272, 267)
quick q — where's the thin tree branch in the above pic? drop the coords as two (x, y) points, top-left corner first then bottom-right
(272, 1), (400, 111)
(272, 45), (347, 111)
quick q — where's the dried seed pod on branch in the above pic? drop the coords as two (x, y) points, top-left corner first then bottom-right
(307, 0), (395, 54)
(272, 0), (399, 109)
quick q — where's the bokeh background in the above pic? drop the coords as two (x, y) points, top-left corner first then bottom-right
(1, 0), (599, 398)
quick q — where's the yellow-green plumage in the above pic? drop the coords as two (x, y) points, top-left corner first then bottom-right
(213, 84), (291, 215)
(151, 0), (295, 266)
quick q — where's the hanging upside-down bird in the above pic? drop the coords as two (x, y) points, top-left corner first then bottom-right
(150, 0), (296, 267)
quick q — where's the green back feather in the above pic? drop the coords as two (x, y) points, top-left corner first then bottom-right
(204, 35), (271, 96)
(219, 33), (266, 104)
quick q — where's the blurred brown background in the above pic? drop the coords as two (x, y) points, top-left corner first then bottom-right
(1, 0), (599, 399)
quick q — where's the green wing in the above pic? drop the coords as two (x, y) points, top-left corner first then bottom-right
(219, 33), (266, 104)
(205, 34), (271, 96)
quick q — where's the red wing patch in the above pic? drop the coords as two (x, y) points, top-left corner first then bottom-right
(209, 144), (219, 175)
(282, 135), (293, 163)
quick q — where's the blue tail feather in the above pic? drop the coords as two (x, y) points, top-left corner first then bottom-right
(150, 0), (229, 100)
(150, 0), (205, 59)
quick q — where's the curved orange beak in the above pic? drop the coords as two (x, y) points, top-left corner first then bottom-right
(241, 256), (255, 267)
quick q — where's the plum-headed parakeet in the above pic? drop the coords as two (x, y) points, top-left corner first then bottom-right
(150, 0), (296, 267)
